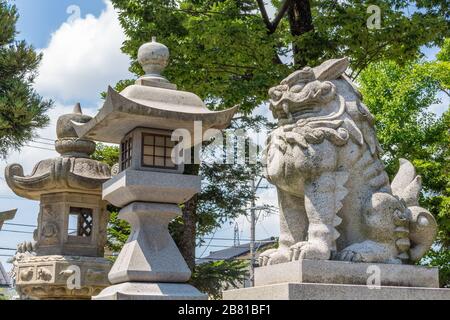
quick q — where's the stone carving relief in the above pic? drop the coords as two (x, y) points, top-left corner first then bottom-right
(19, 268), (34, 282)
(39, 204), (60, 245)
(37, 267), (53, 282)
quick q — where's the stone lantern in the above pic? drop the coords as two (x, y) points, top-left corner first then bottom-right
(73, 38), (237, 300)
(5, 105), (112, 299)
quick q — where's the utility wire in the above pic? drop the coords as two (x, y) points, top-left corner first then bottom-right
(4, 222), (36, 228)
(31, 140), (55, 146)
(0, 196), (23, 200)
(0, 229), (33, 234)
(35, 136), (55, 142)
(198, 229), (217, 258)
(24, 145), (54, 151)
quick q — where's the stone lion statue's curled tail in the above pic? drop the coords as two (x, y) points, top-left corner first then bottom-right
(259, 57), (437, 266)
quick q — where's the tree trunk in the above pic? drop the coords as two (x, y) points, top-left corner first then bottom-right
(288, 0), (314, 67)
(178, 163), (200, 271)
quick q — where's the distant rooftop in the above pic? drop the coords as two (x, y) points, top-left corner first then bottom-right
(0, 262), (11, 287)
(196, 238), (277, 265)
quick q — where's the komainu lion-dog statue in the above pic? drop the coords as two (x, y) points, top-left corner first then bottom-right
(260, 58), (437, 266)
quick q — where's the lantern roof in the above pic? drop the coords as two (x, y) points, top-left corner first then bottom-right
(73, 38), (238, 144)
(5, 105), (111, 200)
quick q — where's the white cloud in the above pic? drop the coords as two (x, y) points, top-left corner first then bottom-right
(34, 0), (132, 104)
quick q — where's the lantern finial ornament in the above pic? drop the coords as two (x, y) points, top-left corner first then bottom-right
(73, 102), (82, 114)
(137, 36), (170, 82)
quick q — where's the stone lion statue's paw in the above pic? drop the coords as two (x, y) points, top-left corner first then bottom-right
(290, 241), (331, 261)
(258, 249), (276, 266)
(258, 248), (290, 266)
(289, 242), (308, 261)
(332, 250), (363, 262)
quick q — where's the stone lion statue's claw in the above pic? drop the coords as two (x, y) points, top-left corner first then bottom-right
(258, 248), (290, 266)
(258, 249), (277, 266)
(289, 241), (331, 261)
(290, 242), (308, 261)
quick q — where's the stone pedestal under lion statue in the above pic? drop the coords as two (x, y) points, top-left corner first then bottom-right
(224, 58), (450, 300)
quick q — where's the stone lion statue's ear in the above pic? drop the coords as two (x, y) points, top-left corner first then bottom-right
(314, 57), (349, 81)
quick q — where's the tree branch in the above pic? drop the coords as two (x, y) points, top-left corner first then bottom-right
(271, 0), (291, 33)
(438, 85), (450, 97)
(256, 0), (273, 30)
(256, 0), (292, 34)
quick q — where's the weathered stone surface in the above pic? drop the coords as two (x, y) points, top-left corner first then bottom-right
(13, 255), (111, 300)
(32, 192), (109, 257)
(255, 260), (439, 288)
(93, 282), (206, 300)
(138, 36), (170, 79)
(223, 283), (450, 300)
(107, 202), (192, 284)
(103, 170), (200, 207)
(5, 105), (112, 300)
(259, 57), (437, 266)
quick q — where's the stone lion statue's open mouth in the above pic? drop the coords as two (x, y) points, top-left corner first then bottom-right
(270, 80), (337, 120)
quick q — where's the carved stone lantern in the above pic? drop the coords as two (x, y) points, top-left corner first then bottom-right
(5, 105), (112, 299)
(73, 37), (237, 300)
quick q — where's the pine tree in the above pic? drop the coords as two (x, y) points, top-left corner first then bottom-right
(0, 1), (52, 157)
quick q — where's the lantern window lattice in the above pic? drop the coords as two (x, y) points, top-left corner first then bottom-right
(141, 133), (176, 169)
(68, 207), (93, 238)
(121, 137), (133, 171)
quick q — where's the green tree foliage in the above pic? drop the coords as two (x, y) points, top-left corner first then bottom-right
(91, 143), (120, 167)
(358, 44), (449, 286)
(190, 260), (248, 299)
(111, 0), (448, 113)
(0, 1), (52, 157)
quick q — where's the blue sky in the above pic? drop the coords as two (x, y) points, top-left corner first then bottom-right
(12, 0), (105, 48)
(0, 1), (448, 271)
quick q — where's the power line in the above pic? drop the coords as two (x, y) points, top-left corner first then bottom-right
(4, 222), (36, 228)
(36, 136), (55, 142)
(198, 229), (217, 259)
(31, 140), (55, 146)
(0, 248), (16, 251)
(0, 229), (33, 234)
(24, 145), (54, 151)
(0, 196), (23, 200)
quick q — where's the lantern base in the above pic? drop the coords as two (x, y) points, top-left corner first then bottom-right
(92, 282), (207, 300)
